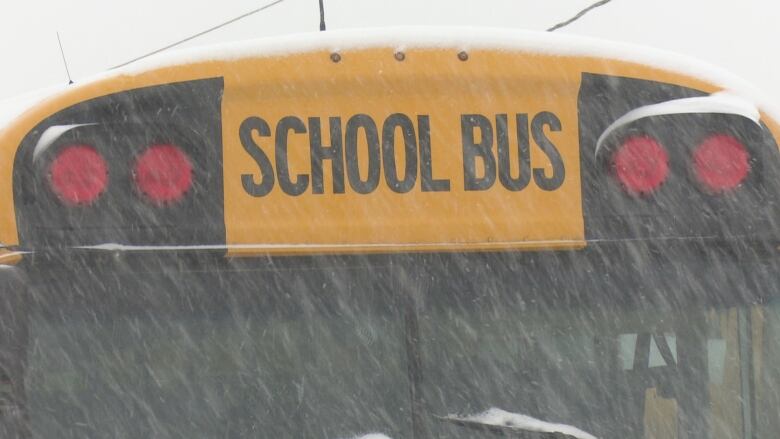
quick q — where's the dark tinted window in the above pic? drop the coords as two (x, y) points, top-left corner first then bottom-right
(1, 246), (777, 439)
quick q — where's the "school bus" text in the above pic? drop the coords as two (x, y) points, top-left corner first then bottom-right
(239, 112), (565, 196)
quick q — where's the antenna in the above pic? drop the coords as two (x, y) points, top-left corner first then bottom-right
(56, 32), (74, 85)
(319, 0), (326, 31)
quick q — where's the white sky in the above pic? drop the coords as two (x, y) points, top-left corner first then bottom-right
(2, 0), (780, 103)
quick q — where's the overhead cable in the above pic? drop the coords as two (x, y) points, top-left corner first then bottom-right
(319, 0), (326, 31)
(113, 0), (288, 69)
(547, 0), (614, 32)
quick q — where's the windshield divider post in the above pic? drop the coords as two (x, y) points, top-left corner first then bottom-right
(738, 308), (756, 439)
(396, 258), (429, 439)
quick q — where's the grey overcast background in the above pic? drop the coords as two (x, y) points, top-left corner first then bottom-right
(1, 0), (779, 102)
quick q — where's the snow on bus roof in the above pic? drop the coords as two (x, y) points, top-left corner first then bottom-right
(0, 26), (774, 129)
(119, 26), (767, 101)
(0, 84), (67, 133)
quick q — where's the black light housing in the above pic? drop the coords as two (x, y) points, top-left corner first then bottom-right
(579, 73), (780, 242)
(13, 78), (226, 249)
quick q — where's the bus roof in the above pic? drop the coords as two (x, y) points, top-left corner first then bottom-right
(0, 27), (774, 130)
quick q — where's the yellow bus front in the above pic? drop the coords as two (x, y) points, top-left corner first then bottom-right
(0, 29), (778, 439)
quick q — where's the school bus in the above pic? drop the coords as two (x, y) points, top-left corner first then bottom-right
(0, 28), (778, 439)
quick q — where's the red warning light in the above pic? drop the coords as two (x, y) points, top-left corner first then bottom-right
(48, 144), (109, 206)
(133, 144), (193, 205)
(612, 136), (669, 196)
(692, 134), (750, 194)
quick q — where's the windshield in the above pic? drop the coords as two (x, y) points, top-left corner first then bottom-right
(7, 245), (780, 439)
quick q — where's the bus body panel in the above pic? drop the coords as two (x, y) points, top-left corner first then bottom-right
(0, 30), (776, 259)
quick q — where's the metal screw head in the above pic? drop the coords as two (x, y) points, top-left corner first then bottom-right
(457, 51), (469, 61)
(330, 53), (342, 63)
(394, 51), (406, 61)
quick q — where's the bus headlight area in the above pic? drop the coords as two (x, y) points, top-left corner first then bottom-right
(0, 28), (778, 438)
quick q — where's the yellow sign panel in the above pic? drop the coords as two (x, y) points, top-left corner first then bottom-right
(222, 49), (584, 254)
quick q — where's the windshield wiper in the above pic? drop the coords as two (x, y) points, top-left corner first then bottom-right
(435, 408), (597, 439)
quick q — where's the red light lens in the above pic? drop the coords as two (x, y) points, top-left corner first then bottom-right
(133, 144), (193, 205)
(612, 136), (669, 196)
(48, 144), (108, 206)
(692, 134), (750, 193)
